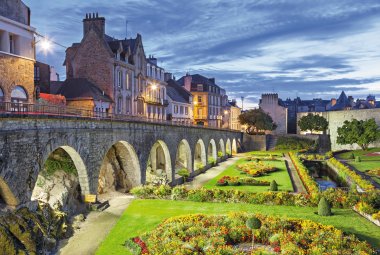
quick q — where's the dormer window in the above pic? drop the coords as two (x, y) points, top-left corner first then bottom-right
(197, 84), (203, 92)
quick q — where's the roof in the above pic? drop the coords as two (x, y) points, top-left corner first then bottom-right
(57, 78), (112, 102)
(177, 74), (221, 90)
(166, 79), (192, 103)
(328, 91), (353, 111)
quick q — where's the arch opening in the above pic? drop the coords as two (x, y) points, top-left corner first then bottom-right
(194, 139), (207, 170)
(232, 139), (238, 155)
(32, 146), (89, 215)
(11, 85), (28, 102)
(226, 139), (232, 156)
(98, 141), (141, 196)
(175, 139), (192, 174)
(0, 87), (4, 102)
(146, 140), (172, 185)
(218, 139), (225, 158)
(208, 139), (217, 164)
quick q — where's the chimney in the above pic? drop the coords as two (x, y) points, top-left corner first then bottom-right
(331, 98), (337, 106)
(83, 13), (106, 38)
(184, 74), (192, 92)
(148, 55), (157, 65)
(208, 77), (215, 84)
(164, 72), (172, 82)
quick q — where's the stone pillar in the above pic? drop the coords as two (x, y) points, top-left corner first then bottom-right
(0, 31), (10, 53)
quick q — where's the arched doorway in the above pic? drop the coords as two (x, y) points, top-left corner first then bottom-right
(208, 139), (217, 164)
(218, 139), (225, 158)
(175, 139), (192, 173)
(0, 177), (18, 207)
(98, 141), (141, 196)
(225, 139), (232, 156)
(146, 140), (172, 184)
(194, 139), (207, 170)
(31, 146), (89, 215)
(11, 85), (28, 111)
(0, 87), (4, 102)
(232, 139), (238, 155)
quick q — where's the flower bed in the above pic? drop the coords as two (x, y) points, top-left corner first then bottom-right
(216, 176), (270, 186)
(237, 161), (277, 177)
(130, 213), (374, 255)
(288, 152), (319, 194)
(327, 157), (375, 191)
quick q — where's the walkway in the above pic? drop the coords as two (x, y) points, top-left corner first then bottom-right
(283, 154), (307, 193)
(58, 192), (134, 255)
(186, 154), (244, 189)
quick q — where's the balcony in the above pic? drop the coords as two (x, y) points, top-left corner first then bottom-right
(194, 115), (208, 120)
(144, 97), (168, 106)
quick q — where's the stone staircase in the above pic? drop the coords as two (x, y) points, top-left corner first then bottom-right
(266, 135), (278, 151)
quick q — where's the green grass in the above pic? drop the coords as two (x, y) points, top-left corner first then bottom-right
(249, 151), (285, 157)
(337, 148), (380, 185)
(96, 199), (380, 255)
(203, 158), (294, 192)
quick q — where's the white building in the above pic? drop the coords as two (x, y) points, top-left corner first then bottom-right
(166, 78), (193, 125)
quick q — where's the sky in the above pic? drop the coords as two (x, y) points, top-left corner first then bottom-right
(24, 0), (380, 108)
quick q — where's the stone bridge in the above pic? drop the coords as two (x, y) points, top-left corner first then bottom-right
(0, 116), (242, 206)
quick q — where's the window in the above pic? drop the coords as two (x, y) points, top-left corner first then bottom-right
(117, 97), (122, 113)
(125, 73), (130, 90)
(34, 66), (40, 81)
(198, 108), (203, 116)
(174, 105), (178, 114)
(198, 95), (202, 103)
(185, 107), (188, 115)
(117, 71), (122, 88)
(9, 35), (15, 54)
(126, 97), (131, 113)
(197, 84), (203, 91)
(180, 106), (184, 114)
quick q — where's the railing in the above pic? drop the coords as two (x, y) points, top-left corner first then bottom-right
(0, 101), (240, 132)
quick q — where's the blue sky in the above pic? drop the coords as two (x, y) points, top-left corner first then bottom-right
(24, 0), (380, 108)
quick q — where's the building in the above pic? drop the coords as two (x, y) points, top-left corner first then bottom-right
(63, 13), (167, 119)
(259, 94), (288, 134)
(145, 56), (168, 120)
(166, 78), (193, 125)
(34, 61), (60, 94)
(222, 99), (241, 130)
(0, 0), (35, 108)
(178, 73), (224, 127)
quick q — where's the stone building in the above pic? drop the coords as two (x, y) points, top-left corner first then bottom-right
(166, 78), (193, 125)
(178, 73), (224, 127)
(222, 99), (241, 131)
(259, 94), (288, 134)
(64, 13), (164, 118)
(145, 56), (168, 120)
(0, 0), (35, 107)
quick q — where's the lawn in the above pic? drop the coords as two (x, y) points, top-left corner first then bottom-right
(96, 199), (380, 255)
(337, 148), (380, 185)
(203, 158), (294, 192)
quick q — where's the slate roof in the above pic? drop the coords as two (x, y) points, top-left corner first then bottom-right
(166, 79), (191, 103)
(177, 74), (221, 91)
(328, 91), (353, 111)
(57, 78), (112, 102)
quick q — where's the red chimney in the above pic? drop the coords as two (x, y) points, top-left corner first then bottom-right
(184, 74), (192, 92)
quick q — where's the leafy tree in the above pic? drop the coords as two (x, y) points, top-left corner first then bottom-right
(337, 118), (380, 150)
(246, 217), (262, 250)
(298, 113), (328, 134)
(238, 109), (277, 135)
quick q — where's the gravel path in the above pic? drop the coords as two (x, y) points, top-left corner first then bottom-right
(58, 192), (134, 255)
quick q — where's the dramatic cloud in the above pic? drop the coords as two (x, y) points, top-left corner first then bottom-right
(24, 0), (380, 108)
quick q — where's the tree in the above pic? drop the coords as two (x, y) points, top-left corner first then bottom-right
(238, 109), (277, 135)
(298, 113), (328, 134)
(246, 217), (262, 250)
(337, 118), (380, 150)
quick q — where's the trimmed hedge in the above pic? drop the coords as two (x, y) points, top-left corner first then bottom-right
(289, 152), (319, 194)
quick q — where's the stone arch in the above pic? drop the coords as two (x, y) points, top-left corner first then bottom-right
(0, 86), (4, 102)
(32, 146), (89, 214)
(194, 139), (207, 170)
(232, 139), (238, 154)
(0, 177), (18, 206)
(225, 138), (232, 155)
(218, 138), (225, 157)
(146, 140), (172, 184)
(11, 85), (28, 102)
(208, 139), (217, 162)
(98, 141), (141, 195)
(175, 139), (192, 173)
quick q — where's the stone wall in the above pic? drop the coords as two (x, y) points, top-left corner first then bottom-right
(259, 94), (288, 135)
(0, 116), (242, 205)
(297, 109), (380, 151)
(0, 53), (35, 103)
(242, 134), (266, 151)
(0, 0), (29, 25)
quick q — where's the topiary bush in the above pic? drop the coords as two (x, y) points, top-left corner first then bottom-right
(177, 168), (190, 182)
(318, 197), (332, 216)
(246, 216), (262, 249)
(355, 156), (361, 162)
(270, 180), (278, 191)
(350, 153), (355, 159)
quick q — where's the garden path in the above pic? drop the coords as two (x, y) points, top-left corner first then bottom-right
(283, 154), (307, 193)
(186, 155), (244, 189)
(58, 192), (134, 255)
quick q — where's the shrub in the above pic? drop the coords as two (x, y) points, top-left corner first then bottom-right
(208, 157), (216, 165)
(124, 238), (142, 255)
(318, 197), (332, 216)
(246, 216), (262, 249)
(177, 168), (190, 182)
(195, 162), (205, 171)
(289, 152), (319, 194)
(325, 151), (333, 159)
(217, 151), (224, 158)
(171, 186), (188, 200)
(275, 136), (316, 151)
(355, 156), (361, 162)
(350, 152), (355, 159)
(269, 180), (278, 191)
